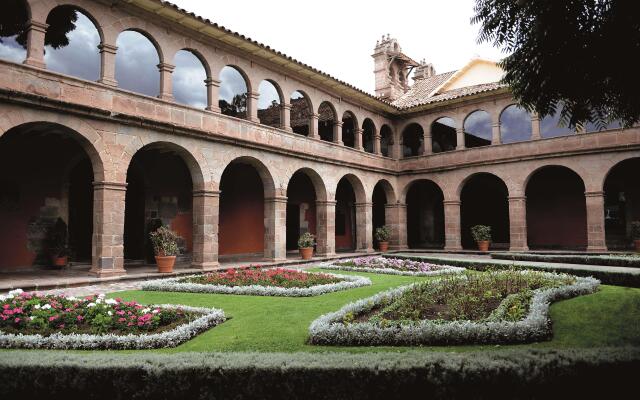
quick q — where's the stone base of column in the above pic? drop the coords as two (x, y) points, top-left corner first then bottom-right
(98, 77), (118, 87)
(89, 266), (126, 278)
(267, 257), (288, 263)
(23, 58), (46, 69)
(192, 261), (220, 271)
(389, 244), (408, 251)
(509, 246), (529, 252)
(316, 251), (335, 257)
(356, 248), (375, 254)
(444, 245), (463, 251)
(586, 246), (608, 253)
(206, 105), (221, 113)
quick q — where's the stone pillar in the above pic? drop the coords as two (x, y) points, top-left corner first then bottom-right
(90, 182), (127, 277)
(443, 199), (463, 250)
(309, 113), (320, 139)
(531, 112), (541, 140)
(248, 91), (260, 123)
(456, 127), (465, 150)
(385, 203), (408, 250)
(355, 202), (374, 252)
(98, 44), (118, 86)
(281, 103), (292, 131)
(316, 200), (336, 256)
(374, 134), (382, 155)
(333, 121), (343, 144)
(492, 122), (501, 145)
(157, 62), (175, 101)
(354, 128), (364, 151)
(264, 195), (287, 261)
(205, 78), (221, 112)
(423, 133), (432, 155)
(23, 21), (48, 69)
(585, 191), (608, 252)
(192, 190), (220, 270)
(508, 196), (529, 251)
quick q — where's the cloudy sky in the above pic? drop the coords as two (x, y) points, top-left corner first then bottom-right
(170, 0), (506, 94)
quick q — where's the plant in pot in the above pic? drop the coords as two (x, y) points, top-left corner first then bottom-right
(297, 232), (315, 260)
(149, 226), (181, 273)
(48, 218), (70, 268)
(471, 225), (492, 252)
(631, 221), (640, 253)
(375, 225), (391, 252)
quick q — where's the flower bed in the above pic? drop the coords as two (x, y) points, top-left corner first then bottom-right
(491, 252), (640, 268)
(142, 267), (372, 296)
(0, 289), (225, 349)
(308, 270), (600, 346)
(319, 256), (464, 276)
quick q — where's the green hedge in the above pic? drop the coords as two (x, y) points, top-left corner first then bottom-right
(0, 348), (639, 399)
(492, 252), (640, 268)
(389, 254), (640, 287)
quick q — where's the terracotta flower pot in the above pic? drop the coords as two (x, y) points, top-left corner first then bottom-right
(52, 256), (68, 267)
(477, 240), (490, 252)
(155, 255), (176, 273)
(378, 241), (389, 252)
(634, 240), (640, 253)
(299, 247), (313, 260)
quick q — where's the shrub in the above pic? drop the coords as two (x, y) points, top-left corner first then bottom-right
(491, 252), (640, 268)
(374, 226), (391, 242)
(471, 225), (491, 242)
(632, 221), (640, 240)
(297, 232), (315, 248)
(149, 226), (180, 256)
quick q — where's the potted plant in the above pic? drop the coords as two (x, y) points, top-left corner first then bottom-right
(149, 226), (181, 273)
(632, 221), (640, 253)
(375, 225), (391, 252)
(49, 218), (70, 267)
(471, 225), (492, 252)
(297, 232), (315, 260)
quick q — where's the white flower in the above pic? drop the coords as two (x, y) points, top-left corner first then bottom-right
(34, 304), (41, 310)
(152, 309), (159, 314)
(66, 296), (78, 301)
(97, 293), (106, 299)
(0, 295), (6, 301)
(41, 304), (52, 310)
(104, 299), (117, 305)
(8, 289), (23, 296)
(107, 311), (113, 316)
(142, 308), (151, 314)
(30, 316), (37, 321)
(86, 303), (96, 308)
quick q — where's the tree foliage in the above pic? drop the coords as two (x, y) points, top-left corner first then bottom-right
(473, 0), (640, 129)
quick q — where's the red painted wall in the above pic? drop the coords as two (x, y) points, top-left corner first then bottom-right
(219, 164), (265, 255)
(335, 179), (355, 251)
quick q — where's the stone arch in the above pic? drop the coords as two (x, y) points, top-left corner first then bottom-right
(523, 163), (586, 193)
(499, 104), (532, 144)
(287, 167), (328, 202)
(219, 64), (252, 92)
(404, 178), (445, 249)
(401, 122), (425, 157)
(371, 178), (397, 204)
(172, 48), (209, 109)
(222, 155), (277, 198)
(218, 65), (251, 119)
(602, 156), (640, 249)
(336, 173), (367, 204)
(463, 109), (492, 148)
(173, 47), (211, 78)
(116, 27), (164, 64)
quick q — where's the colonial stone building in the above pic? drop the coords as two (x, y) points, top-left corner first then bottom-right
(1, 0), (638, 276)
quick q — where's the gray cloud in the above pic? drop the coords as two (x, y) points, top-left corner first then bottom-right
(500, 105), (531, 143)
(0, 35), (26, 63)
(258, 80), (279, 109)
(172, 50), (207, 109)
(115, 30), (160, 97)
(219, 66), (247, 102)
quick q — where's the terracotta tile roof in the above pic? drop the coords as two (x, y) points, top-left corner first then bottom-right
(392, 71), (456, 108)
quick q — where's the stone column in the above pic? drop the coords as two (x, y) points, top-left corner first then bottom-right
(264, 195), (287, 261)
(355, 202), (374, 252)
(531, 112), (541, 140)
(98, 44), (118, 86)
(508, 196), (528, 251)
(374, 134), (382, 155)
(423, 133), (432, 155)
(585, 191), (608, 252)
(443, 199), (463, 250)
(192, 190), (220, 270)
(456, 127), (466, 150)
(309, 113), (320, 139)
(316, 200), (336, 256)
(205, 78), (221, 112)
(248, 91), (260, 123)
(333, 121), (343, 144)
(385, 203), (408, 250)
(90, 182), (127, 277)
(354, 128), (364, 151)
(281, 103), (292, 132)
(23, 21), (48, 69)
(157, 62), (175, 101)
(492, 122), (501, 145)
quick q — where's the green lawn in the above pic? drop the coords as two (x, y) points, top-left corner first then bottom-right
(108, 268), (640, 353)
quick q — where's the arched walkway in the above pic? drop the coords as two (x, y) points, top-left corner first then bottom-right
(405, 180), (444, 248)
(460, 173), (510, 250)
(526, 166), (587, 249)
(286, 170), (319, 251)
(372, 180), (395, 249)
(603, 157), (640, 249)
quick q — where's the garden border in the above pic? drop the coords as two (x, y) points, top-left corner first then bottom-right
(308, 271), (600, 346)
(0, 304), (226, 350)
(491, 252), (640, 268)
(141, 270), (372, 297)
(317, 259), (465, 276)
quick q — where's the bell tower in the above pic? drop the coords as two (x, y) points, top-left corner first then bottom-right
(372, 35), (418, 101)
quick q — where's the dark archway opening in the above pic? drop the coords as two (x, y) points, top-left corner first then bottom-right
(526, 166), (587, 250)
(286, 172), (317, 251)
(380, 125), (393, 157)
(406, 180), (444, 248)
(0, 123), (94, 269)
(604, 158), (640, 249)
(318, 102), (336, 142)
(363, 119), (376, 153)
(124, 148), (193, 265)
(372, 183), (388, 248)
(335, 178), (357, 251)
(219, 162), (264, 258)
(342, 112), (356, 148)
(402, 124), (424, 157)
(431, 117), (457, 153)
(460, 174), (509, 249)
(290, 91), (311, 136)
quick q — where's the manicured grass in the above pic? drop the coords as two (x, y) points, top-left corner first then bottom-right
(108, 268), (640, 353)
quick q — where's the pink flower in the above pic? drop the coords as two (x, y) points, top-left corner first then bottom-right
(76, 315), (84, 321)
(49, 315), (58, 322)
(14, 317), (21, 323)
